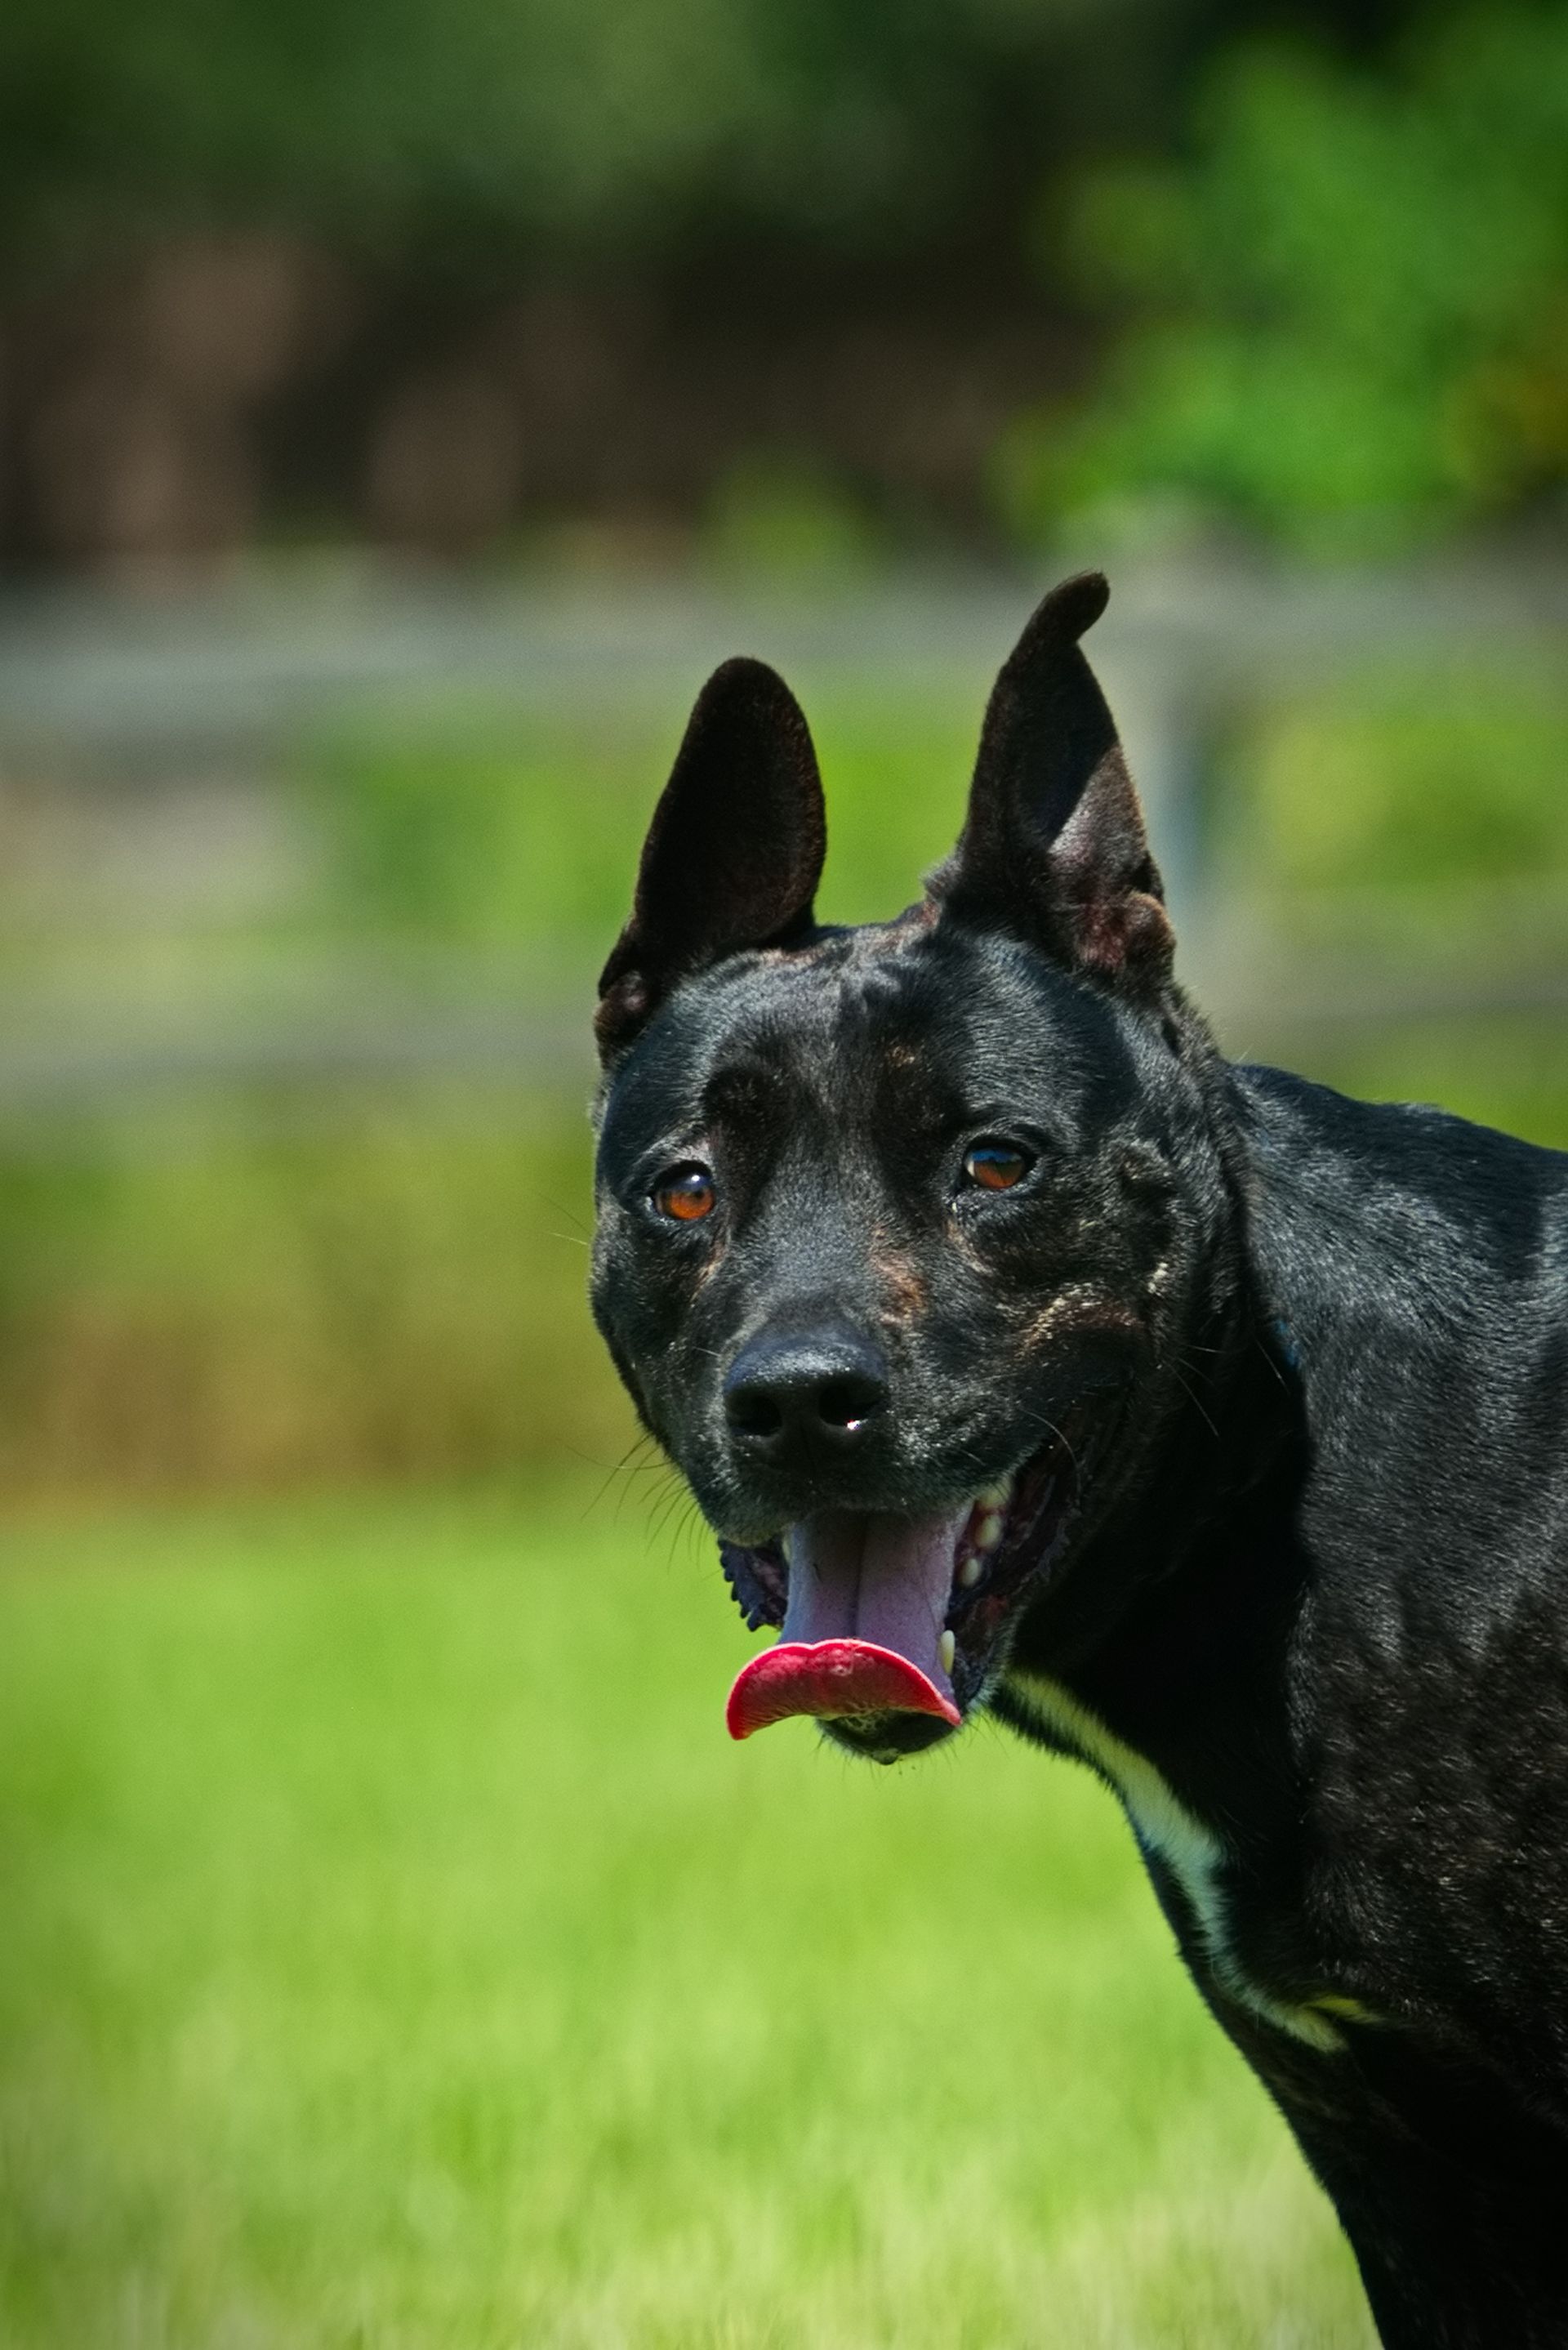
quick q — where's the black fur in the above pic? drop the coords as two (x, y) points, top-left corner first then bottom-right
(590, 573), (1568, 2346)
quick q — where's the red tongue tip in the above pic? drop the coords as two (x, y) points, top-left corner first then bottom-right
(726, 1639), (961, 1741)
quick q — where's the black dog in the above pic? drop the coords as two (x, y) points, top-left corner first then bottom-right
(590, 572), (1568, 2348)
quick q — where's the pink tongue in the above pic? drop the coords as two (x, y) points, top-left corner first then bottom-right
(726, 1508), (968, 1741)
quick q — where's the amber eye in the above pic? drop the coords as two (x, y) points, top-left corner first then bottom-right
(653, 1163), (716, 1223)
(963, 1140), (1033, 1193)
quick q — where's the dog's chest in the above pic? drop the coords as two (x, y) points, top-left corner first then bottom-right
(1014, 1670), (1360, 2051)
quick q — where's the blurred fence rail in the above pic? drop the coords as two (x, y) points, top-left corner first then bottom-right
(3, 557), (1568, 1103)
(0, 569), (1032, 1113)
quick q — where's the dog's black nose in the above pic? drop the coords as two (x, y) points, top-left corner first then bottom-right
(724, 1327), (889, 1463)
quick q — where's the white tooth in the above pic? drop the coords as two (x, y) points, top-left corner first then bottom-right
(957, 1553), (983, 1588)
(978, 1477), (1013, 1510)
(938, 1630), (956, 1675)
(976, 1512), (1003, 1552)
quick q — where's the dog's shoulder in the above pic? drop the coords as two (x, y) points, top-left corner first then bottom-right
(1228, 1060), (1568, 1398)
(1231, 1058), (1568, 1269)
(1222, 1066), (1568, 2013)
(1228, 1056), (1568, 1536)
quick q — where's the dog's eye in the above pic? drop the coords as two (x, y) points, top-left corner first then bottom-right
(653, 1163), (716, 1223)
(962, 1140), (1033, 1193)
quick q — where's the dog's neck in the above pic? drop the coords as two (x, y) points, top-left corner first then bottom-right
(999, 1111), (1311, 1844)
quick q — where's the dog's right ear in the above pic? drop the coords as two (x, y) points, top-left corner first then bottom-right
(595, 657), (826, 1060)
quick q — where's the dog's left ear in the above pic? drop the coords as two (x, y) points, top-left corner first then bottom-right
(933, 572), (1173, 995)
(596, 656), (826, 1059)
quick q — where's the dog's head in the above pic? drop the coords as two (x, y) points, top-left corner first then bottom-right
(590, 574), (1238, 1762)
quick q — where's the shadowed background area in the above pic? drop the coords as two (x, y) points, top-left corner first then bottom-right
(3, 1), (1568, 2342)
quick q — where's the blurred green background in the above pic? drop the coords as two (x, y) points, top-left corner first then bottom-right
(5, 2), (1568, 2343)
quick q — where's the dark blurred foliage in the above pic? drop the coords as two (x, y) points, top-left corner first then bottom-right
(0, 0), (1392, 271)
(1006, 2), (1568, 551)
(0, 0), (1414, 566)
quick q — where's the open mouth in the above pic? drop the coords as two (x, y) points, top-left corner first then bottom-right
(720, 1412), (1093, 1759)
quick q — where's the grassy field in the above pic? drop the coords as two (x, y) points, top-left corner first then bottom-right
(2, 648), (1566, 2342)
(0, 1479), (1374, 2348)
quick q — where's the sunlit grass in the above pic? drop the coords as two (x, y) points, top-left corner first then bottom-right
(0, 1482), (1372, 2347)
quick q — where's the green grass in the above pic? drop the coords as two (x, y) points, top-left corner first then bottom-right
(0, 1482), (1373, 2348)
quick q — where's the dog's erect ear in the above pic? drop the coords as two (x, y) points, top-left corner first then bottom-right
(595, 657), (826, 1059)
(933, 572), (1173, 993)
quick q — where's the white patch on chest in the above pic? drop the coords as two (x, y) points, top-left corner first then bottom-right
(1013, 1670), (1348, 2052)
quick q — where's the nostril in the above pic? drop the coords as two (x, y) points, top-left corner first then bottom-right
(815, 1374), (885, 1432)
(725, 1385), (785, 1443)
